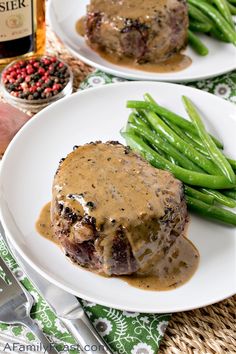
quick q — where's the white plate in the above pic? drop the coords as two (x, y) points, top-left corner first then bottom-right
(48, 0), (236, 82)
(1, 82), (236, 313)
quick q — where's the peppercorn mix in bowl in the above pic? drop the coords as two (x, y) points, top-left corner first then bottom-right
(0, 56), (73, 113)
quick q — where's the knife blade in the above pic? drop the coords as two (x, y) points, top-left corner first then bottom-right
(0, 222), (113, 354)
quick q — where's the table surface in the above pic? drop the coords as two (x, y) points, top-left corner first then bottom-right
(0, 21), (236, 354)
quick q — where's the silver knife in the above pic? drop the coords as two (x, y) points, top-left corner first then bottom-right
(0, 222), (113, 354)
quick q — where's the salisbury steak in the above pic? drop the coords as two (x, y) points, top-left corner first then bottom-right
(85, 0), (189, 63)
(51, 142), (188, 275)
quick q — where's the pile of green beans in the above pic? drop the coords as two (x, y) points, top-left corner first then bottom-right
(122, 93), (236, 226)
(187, 0), (236, 55)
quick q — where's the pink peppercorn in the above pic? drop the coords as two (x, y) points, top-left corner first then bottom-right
(25, 76), (31, 83)
(2, 56), (71, 102)
(42, 58), (51, 65)
(27, 68), (34, 75)
(10, 71), (17, 78)
(38, 67), (45, 75)
(52, 83), (61, 91)
(29, 86), (37, 93)
(44, 87), (52, 94)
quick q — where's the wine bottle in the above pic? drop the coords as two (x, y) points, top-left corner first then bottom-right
(0, 0), (46, 67)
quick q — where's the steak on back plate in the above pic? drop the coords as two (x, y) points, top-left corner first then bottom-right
(51, 142), (188, 276)
(85, 0), (189, 63)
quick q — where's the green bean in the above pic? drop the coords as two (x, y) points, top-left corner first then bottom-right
(122, 131), (235, 189)
(183, 125), (236, 169)
(141, 95), (236, 170)
(227, 1), (236, 14)
(132, 112), (227, 176)
(145, 109), (229, 173)
(128, 116), (168, 158)
(141, 93), (223, 148)
(210, 27), (231, 42)
(212, 0), (234, 27)
(185, 186), (214, 204)
(189, 20), (212, 33)
(144, 95), (186, 138)
(128, 112), (136, 124)
(188, 3), (214, 24)
(144, 93), (210, 150)
(125, 112), (137, 132)
(200, 188), (236, 207)
(160, 116), (210, 157)
(150, 141), (167, 157)
(184, 133), (206, 152)
(188, 30), (209, 55)
(184, 130), (208, 150)
(223, 190), (236, 199)
(144, 110), (220, 175)
(182, 96), (236, 184)
(169, 155), (180, 165)
(185, 134), (236, 169)
(161, 116), (196, 145)
(186, 196), (236, 226)
(226, 158), (236, 171)
(128, 120), (204, 172)
(194, 146), (212, 157)
(188, 0), (236, 44)
(135, 110), (153, 129)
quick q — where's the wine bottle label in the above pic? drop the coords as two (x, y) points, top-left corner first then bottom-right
(0, 0), (34, 42)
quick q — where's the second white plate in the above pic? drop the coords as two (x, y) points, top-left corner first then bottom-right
(48, 0), (236, 82)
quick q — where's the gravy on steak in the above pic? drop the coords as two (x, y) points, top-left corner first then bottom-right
(36, 202), (199, 291)
(76, 17), (192, 74)
(76, 0), (192, 73)
(36, 142), (199, 292)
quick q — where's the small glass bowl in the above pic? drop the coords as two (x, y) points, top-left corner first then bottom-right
(0, 56), (73, 113)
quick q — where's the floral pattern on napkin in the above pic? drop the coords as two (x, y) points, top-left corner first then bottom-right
(0, 231), (171, 354)
(80, 70), (236, 104)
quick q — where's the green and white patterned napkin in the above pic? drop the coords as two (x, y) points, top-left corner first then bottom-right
(80, 70), (236, 104)
(0, 236), (170, 354)
(0, 69), (235, 354)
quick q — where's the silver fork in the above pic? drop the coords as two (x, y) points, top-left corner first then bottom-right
(0, 256), (59, 354)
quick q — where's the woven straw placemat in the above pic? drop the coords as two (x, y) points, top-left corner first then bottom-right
(46, 26), (236, 354)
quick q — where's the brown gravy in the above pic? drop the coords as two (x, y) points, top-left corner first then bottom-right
(36, 202), (199, 291)
(75, 18), (192, 74)
(36, 202), (55, 243)
(93, 49), (191, 74)
(122, 235), (199, 291)
(76, 17), (86, 37)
